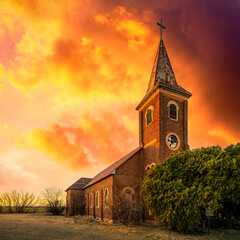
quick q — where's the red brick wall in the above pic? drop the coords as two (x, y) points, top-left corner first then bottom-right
(84, 176), (113, 221)
(83, 151), (143, 222)
(139, 92), (160, 173)
(66, 189), (84, 215)
(159, 91), (188, 162)
(139, 90), (188, 169)
(114, 151), (142, 202)
(139, 93), (160, 147)
(142, 143), (158, 169)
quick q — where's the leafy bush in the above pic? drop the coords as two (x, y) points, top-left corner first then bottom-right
(141, 143), (240, 233)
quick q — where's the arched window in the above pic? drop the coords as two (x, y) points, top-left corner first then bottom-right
(105, 188), (109, 204)
(85, 195), (88, 207)
(89, 194), (92, 207)
(151, 163), (155, 168)
(146, 106), (153, 126)
(169, 102), (178, 120)
(145, 163), (155, 171)
(96, 192), (99, 208)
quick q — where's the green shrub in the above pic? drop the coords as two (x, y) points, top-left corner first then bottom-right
(141, 143), (240, 233)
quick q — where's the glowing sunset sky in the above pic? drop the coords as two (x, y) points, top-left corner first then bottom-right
(0, 0), (239, 194)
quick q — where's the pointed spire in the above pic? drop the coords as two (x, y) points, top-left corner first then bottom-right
(136, 22), (192, 110)
(147, 39), (177, 93)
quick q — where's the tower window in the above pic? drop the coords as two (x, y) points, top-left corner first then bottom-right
(146, 106), (153, 126)
(168, 102), (178, 120)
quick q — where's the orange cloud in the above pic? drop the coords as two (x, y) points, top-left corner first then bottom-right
(95, 6), (150, 51)
(27, 126), (89, 169)
(208, 128), (239, 146)
(21, 112), (137, 170)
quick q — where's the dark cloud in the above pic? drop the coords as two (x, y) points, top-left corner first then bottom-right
(128, 0), (240, 138)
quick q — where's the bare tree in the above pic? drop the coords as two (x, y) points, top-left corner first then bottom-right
(41, 187), (65, 215)
(10, 190), (39, 213)
(0, 195), (3, 213)
(110, 191), (141, 225)
(2, 192), (12, 213)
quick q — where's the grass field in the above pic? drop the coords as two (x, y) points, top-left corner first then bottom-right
(0, 214), (240, 240)
(0, 206), (48, 213)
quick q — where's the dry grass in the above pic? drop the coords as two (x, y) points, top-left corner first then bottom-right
(0, 214), (239, 240)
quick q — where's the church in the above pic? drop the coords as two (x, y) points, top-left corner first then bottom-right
(66, 21), (192, 222)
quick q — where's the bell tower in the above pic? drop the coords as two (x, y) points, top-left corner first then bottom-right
(136, 20), (192, 171)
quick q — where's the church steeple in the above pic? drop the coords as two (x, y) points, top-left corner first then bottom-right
(136, 19), (191, 110)
(136, 20), (192, 169)
(147, 39), (177, 94)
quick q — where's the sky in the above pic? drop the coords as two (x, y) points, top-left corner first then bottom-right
(0, 0), (239, 195)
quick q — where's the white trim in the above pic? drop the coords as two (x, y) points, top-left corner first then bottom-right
(167, 100), (179, 109)
(145, 165), (151, 170)
(144, 139), (156, 149)
(151, 163), (156, 168)
(145, 162), (156, 171)
(138, 89), (160, 111)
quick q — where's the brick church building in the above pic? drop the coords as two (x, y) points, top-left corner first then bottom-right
(66, 26), (192, 221)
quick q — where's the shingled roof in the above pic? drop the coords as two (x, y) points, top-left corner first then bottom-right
(136, 40), (191, 110)
(66, 177), (92, 191)
(83, 147), (141, 189)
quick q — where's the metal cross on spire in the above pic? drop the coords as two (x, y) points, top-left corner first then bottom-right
(157, 19), (166, 40)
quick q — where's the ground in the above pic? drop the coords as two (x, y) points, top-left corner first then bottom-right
(0, 214), (240, 240)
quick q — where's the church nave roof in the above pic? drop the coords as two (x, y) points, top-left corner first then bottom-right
(83, 147), (141, 189)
